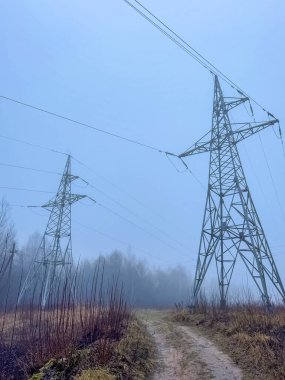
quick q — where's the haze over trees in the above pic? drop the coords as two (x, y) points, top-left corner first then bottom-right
(79, 251), (191, 308)
(0, 199), (192, 309)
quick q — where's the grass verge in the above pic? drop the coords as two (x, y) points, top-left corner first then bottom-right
(29, 316), (156, 380)
(173, 304), (285, 380)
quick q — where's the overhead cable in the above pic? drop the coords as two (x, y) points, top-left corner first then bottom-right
(0, 162), (60, 176)
(72, 155), (176, 226)
(74, 218), (170, 264)
(258, 134), (285, 223)
(0, 153), (189, 249)
(122, 0), (277, 117)
(0, 133), (67, 156)
(165, 153), (207, 191)
(0, 96), (165, 154)
(84, 198), (191, 258)
(0, 186), (53, 194)
(5, 182), (190, 257)
(78, 177), (188, 250)
(0, 139), (188, 239)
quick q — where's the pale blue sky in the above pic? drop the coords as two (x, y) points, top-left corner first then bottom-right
(1, 1), (285, 295)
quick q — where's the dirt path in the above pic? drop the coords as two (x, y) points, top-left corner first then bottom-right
(138, 310), (243, 380)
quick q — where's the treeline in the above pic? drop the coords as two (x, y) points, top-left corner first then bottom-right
(0, 200), (192, 308)
(79, 251), (192, 308)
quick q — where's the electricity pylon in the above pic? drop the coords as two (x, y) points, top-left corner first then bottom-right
(18, 155), (86, 308)
(179, 75), (285, 307)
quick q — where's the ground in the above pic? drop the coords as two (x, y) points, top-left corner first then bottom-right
(138, 310), (243, 380)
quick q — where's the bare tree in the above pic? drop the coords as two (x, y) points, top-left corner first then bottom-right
(0, 199), (16, 282)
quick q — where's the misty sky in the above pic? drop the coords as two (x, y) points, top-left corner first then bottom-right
(1, 1), (285, 295)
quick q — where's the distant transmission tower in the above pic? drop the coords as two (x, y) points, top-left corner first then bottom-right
(18, 155), (86, 308)
(179, 75), (285, 307)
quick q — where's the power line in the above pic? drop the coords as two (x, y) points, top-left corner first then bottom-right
(0, 133), (175, 226)
(10, 198), (195, 264)
(0, 162), (60, 176)
(9, 203), (32, 208)
(257, 134), (285, 223)
(0, 133), (66, 156)
(239, 144), (271, 208)
(122, 0), (278, 118)
(165, 153), (206, 191)
(0, 151), (190, 246)
(6, 182), (191, 257)
(0, 186), (53, 194)
(3, 179), (190, 258)
(77, 178), (189, 251)
(96, 199), (184, 254)
(0, 137), (190, 243)
(74, 219), (161, 263)
(0, 96), (165, 153)
(80, 199), (191, 259)
(0, 136), (192, 256)
(74, 218), (195, 266)
(177, 157), (207, 191)
(10, 195), (192, 261)
(72, 155), (176, 226)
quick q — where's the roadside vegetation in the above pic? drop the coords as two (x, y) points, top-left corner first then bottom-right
(173, 298), (285, 380)
(0, 201), (157, 379)
(0, 267), (156, 380)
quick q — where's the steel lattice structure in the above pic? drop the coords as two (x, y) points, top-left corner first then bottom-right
(179, 75), (285, 307)
(18, 155), (86, 308)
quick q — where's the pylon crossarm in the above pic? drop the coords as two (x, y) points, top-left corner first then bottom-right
(42, 194), (86, 209)
(179, 118), (278, 159)
(232, 119), (278, 144)
(224, 96), (249, 112)
(179, 129), (212, 158)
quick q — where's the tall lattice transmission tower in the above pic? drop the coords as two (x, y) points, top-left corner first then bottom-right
(18, 155), (86, 308)
(179, 75), (285, 307)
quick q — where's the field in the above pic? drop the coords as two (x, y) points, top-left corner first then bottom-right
(0, 278), (155, 379)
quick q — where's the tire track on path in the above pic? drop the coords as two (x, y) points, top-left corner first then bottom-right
(138, 310), (243, 380)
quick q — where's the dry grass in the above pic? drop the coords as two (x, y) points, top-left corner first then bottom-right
(0, 304), (129, 376)
(173, 302), (285, 380)
(0, 276), (129, 379)
(75, 369), (115, 380)
(0, 299), (155, 379)
(26, 316), (155, 380)
(111, 318), (156, 379)
(0, 255), (157, 380)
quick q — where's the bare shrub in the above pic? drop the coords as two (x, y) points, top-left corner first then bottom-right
(0, 262), (129, 380)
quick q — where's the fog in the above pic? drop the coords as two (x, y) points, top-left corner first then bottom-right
(0, 200), (192, 309)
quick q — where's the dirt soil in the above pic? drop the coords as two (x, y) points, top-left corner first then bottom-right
(138, 310), (243, 380)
